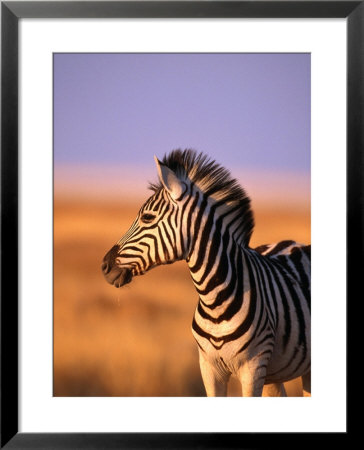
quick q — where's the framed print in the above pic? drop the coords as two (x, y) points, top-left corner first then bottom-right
(1, 1), (360, 448)
(52, 52), (311, 398)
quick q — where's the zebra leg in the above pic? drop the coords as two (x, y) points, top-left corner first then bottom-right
(302, 371), (311, 397)
(198, 351), (230, 397)
(238, 350), (278, 397)
(262, 383), (287, 397)
(238, 362), (267, 397)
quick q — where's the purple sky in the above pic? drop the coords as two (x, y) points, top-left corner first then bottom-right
(54, 53), (310, 173)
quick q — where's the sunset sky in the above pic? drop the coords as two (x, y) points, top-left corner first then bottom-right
(53, 53), (310, 202)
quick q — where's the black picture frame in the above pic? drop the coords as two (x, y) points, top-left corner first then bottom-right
(1, 1), (359, 448)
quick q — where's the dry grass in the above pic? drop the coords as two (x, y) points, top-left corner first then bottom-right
(54, 197), (310, 397)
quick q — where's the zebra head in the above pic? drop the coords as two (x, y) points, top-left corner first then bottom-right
(102, 155), (188, 288)
(102, 149), (254, 288)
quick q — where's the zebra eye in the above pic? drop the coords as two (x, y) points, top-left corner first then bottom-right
(140, 213), (156, 224)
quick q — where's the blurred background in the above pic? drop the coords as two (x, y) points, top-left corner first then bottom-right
(54, 53), (310, 396)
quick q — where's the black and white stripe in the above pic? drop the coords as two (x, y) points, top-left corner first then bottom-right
(102, 149), (311, 396)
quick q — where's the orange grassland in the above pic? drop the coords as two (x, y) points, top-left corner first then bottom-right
(54, 196), (310, 397)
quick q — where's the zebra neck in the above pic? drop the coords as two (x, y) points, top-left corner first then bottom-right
(187, 235), (250, 311)
(185, 195), (247, 264)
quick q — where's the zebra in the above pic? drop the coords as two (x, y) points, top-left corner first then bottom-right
(102, 149), (311, 397)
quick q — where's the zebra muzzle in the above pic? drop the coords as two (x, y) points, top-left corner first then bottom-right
(112, 268), (133, 288)
(102, 263), (133, 288)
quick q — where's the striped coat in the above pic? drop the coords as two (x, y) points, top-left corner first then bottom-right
(102, 149), (311, 396)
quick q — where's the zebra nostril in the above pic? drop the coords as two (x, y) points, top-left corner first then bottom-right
(101, 260), (110, 274)
(102, 244), (121, 276)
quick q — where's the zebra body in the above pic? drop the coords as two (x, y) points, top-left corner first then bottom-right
(192, 241), (310, 396)
(102, 150), (311, 396)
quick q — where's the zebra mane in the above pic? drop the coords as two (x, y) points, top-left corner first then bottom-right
(149, 149), (254, 245)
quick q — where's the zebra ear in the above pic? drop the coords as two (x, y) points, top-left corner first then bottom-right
(154, 156), (183, 199)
